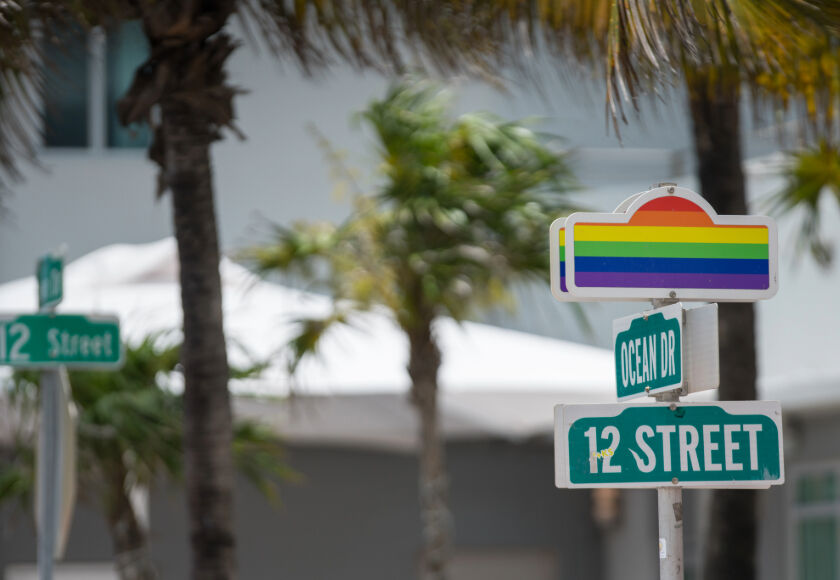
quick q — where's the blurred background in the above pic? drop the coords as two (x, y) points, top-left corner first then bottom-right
(1, 4), (840, 580)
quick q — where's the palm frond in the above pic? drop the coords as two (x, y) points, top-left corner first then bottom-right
(238, 0), (840, 143)
(0, 446), (34, 509)
(232, 420), (301, 508)
(238, 221), (341, 280)
(238, 0), (508, 79)
(0, 2), (43, 197)
(767, 141), (840, 266)
(285, 309), (353, 375)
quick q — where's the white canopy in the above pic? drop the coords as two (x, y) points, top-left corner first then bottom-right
(0, 239), (618, 450)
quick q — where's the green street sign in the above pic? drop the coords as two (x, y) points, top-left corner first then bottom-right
(613, 303), (683, 400)
(37, 254), (64, 310)
(554, 402), (784, 488)
(0, 314), (122, 369)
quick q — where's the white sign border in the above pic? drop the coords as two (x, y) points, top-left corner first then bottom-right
(549, 194), (644, 303)
(550, 218), (607, 303)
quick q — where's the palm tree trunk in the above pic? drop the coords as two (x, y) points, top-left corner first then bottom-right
(687, 70), (758, 580)
(163, 100), (236, 580)
(407, 317), (452, 580)
(105, 475), (157, 580)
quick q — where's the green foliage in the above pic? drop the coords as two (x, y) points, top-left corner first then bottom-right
(233, 421), (301, 507)
(0, 334), (295, 512)
(241, 79), (579, 366)
(0, 447), (34, 507)
(769, 141), (840, 266)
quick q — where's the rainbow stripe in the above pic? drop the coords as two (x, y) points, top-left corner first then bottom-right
(558, 227), (567, 292)
(572, 197), (770, 291)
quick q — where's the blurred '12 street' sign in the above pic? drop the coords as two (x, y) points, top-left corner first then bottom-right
(0, 314), (122, 368)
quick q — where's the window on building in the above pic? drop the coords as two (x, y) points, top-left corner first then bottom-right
(794, 466), (840, 580)
(105, 21), (151, 148)
(43, 27), (89, 147)
(43, 22), (150, 150)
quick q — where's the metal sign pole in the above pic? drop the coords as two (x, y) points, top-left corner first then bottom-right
(651, 300), (684, 580)
(38, 368), (61, 580)
(36, 255), (63, 580)
(657, 484), (684, 580)
(3, 248), (105, 580)
(655, 390), (684, 580)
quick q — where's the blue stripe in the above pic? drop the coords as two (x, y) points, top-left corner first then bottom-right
(574, 256), (769, 275)
(560, 262), (566, 277)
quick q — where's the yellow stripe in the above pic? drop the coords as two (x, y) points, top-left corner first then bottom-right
(574, 224), (768, 244)
(558, 229), (565, 246)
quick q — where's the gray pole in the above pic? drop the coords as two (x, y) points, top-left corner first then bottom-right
(38, 368), (61, 580)
(654, 375), (684, 580)
(657, 485), (684, 580)
(651, 298), (684, 580)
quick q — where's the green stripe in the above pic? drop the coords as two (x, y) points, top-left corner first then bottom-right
(574, 241), (768, 259)
(559, 245), (565, 261)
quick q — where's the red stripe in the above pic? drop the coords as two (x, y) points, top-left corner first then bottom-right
(636, 197), (705, 213)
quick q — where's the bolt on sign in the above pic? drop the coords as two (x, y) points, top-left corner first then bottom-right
(554, 402), (784, 489)
(550, 186), (779, 302)
(0, 314), (122, 368)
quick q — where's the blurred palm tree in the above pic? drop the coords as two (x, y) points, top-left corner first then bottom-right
(112, 6), (514, 577)
(0, 4), (520, 577)
(0, 335), (296, 580)
(241, 79), (578, 580)
(770, 141), (840, 267)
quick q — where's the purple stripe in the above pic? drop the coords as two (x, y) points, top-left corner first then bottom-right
(575, 272), (769, 290)
(560, 276), (567, 292)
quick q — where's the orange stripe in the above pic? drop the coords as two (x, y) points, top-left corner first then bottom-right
(584, 221), (766, 229)
(628, 211), (714, 226)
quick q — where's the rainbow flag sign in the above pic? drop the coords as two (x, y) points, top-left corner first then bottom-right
(550, 186), (778, 302)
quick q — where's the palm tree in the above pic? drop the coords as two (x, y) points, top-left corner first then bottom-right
(101, 4), (527, 578)
(0, 3), (531, 578)
(241, 79), (578, 579)
(0, 335), (296, 580)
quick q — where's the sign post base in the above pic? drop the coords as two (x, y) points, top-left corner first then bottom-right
(654, 355), (683, 580)
(37, 369), (60, 580)
(657, 485), (684, 580)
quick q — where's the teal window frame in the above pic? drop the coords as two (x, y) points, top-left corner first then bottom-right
(42, 22), (150, 150)
(792, 464), (840, 580)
